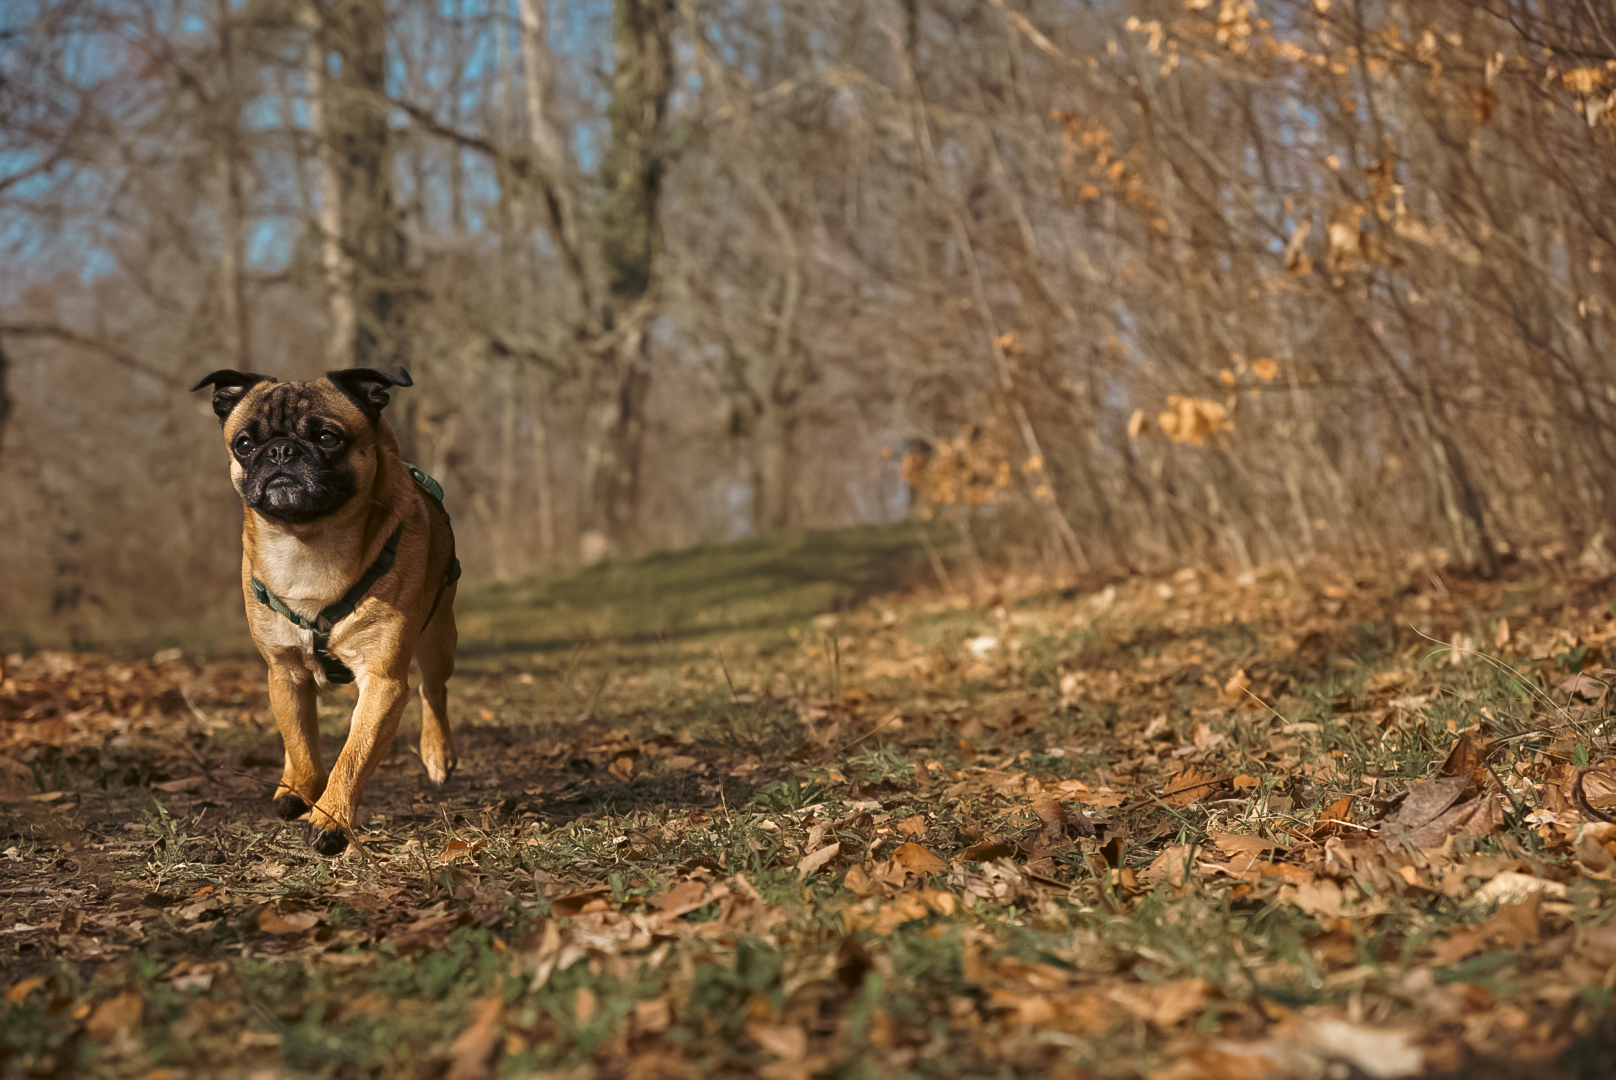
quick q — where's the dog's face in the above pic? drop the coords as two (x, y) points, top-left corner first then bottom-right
(192, 367), (412, 525)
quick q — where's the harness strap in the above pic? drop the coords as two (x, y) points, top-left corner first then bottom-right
(411, 465), (461, 626)
(250, 466), (458, 685)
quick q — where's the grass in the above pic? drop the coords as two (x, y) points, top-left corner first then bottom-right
(4, 535), (1616, 1077)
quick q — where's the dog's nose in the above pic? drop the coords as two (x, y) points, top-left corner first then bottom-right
(263, 439), (302, 466)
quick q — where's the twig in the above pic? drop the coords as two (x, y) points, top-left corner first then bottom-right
(585, 670), (611, 721)
(715, 648), (740, 705)
(1406, 622), (1574, 728)
(1574, 764), (1616, 824)
(217, 765), (372, 864)
(836, 710), (906, 756)
(1238, 681), (1295, 727)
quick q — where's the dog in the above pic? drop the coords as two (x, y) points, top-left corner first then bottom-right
(192, 366), (459, 855)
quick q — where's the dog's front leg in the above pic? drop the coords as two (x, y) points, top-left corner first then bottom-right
(306, 669), (409, 856)
(267, 655), (327, 820)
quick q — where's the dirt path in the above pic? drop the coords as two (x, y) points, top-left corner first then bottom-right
(5, 551), (1616, 1078)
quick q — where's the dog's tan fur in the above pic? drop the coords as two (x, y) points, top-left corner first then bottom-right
(216, 375), (457, 851)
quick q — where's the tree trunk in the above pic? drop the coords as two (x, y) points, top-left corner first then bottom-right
(213, 0), (249, 368)
(599, 0), (674, 305)
(305, 0), (406, 372)
(517, 0), (596, 324)
(579, 0), (675, 555)
(752, 397), (791, 533)
(532, 390), (556, 561)
(302, 1), (355, 368)
(0, 338), (11, 458)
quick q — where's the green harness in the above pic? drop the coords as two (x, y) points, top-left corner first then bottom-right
(250, 466), (461, 686)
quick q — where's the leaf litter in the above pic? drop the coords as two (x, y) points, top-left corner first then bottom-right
(4, 559), (1616, 1075)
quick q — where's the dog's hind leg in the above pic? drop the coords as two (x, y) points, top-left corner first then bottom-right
(266, 656), (326, 820)
(415, 586), (458, 786)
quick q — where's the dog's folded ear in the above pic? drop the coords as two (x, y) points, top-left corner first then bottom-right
(325, 366), (413, 418)
(192, 369), (274, 425)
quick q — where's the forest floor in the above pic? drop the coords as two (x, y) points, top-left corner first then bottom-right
(5, 525), (1616, 1079)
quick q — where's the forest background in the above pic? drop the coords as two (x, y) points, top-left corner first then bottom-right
(5, 0), (1616, 647)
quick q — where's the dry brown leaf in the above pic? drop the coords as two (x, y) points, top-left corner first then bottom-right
(745, 1020), (807, 1062)
(1210, 832), (1280, 857)
(633, 997), (672, 1035)
(958, 840), (1016, 862)
(1142, 843), (1197, 888)
(6, 977), (46, 1005)
(891, 842), (946, 874)
(895, 814), (928, 836)
(257, 909), (319, 934)
(795, 841), (841, 877)
(437, 838), (486, 865)
(85, 992), (142, 1044)
(549, 886), (613, 919)
(842, 865), (880, 897)
(1400, 777), (1471, 825)
(1163, 766), (1225, 807)
(1112, 977), (1210, 1029)
(1220, 669), (1252, 703)
(575, 987), (597, 1022)
(1158, 395), (1232, 445)
(1288, 877), (1344, 917)
(1471, 871), (1566, 907)
(151, 776), (205, 794)
(1292, 1016), (1426, 1078)
(445, 996), (502, 1080)
(652, 880), (707, 916)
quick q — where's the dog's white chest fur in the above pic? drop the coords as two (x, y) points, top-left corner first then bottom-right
(252, 530), (358, 621)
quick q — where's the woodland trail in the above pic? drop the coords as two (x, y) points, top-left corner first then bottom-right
(5, 530), (1616, 1078)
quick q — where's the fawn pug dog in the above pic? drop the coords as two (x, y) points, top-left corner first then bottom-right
(193, 366), (460, 855)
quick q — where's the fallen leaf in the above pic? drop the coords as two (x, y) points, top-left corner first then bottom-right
(895, 815), (928, 836)
(1220, 669), (1252, 703)
(841, 864), (879, 897)
(891, 842), (946, 874)
(1163, 766), (1225, 807)
(152, 776), (205, 794)
(746, 1020), (807, 1062)
(549, 886), (612, 919)
(257, 909), (319, 934)
(1471, 871), (1567, 907)
(1112, 977), (1210, 1028)
(1142, 843), (1197, 888)
(1210, 832), (1280, 857)
(445, 995), (502, 1080)
(437, 838), (486, 865)
(1289, 877), (1344, 917)
(85, 992), (142, 1044)
(796, 841), (841, 876)
(1291, 1016), (1425, 1078)
(652, 879), (708, 916)
(6, 976), (45, 1005)
(633, 997), (671, 1034)
(958, 840), (1016, 862)
(1382, 776), (1471, 847)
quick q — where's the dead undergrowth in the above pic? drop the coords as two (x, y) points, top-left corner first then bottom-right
(5, 538), (1616, 1078)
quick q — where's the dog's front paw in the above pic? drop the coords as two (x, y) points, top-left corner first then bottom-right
(271, 793), (310, 820)
(307, 804), (351, 856)
(420, 741), (457, 786)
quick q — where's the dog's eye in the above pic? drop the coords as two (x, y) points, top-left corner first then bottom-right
(233, 435), (253, 457)
(317, 431), (342, 450)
